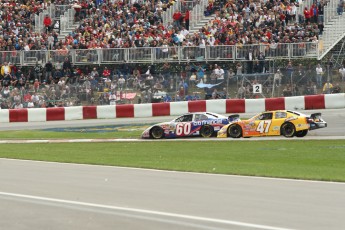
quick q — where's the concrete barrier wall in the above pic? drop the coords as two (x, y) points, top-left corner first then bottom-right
(1, 94), (344, 123)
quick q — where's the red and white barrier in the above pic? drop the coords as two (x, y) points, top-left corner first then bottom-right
(0, 94), (344, 123)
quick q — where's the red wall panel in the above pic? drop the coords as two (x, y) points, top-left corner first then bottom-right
(116, 104), (134, 117)
(304, 95), (325, 110)
(9, 109), (28, 122)
(152, 103), (170, 116)
(83, 106), (97, 119)
(265, 97), (285, 111)
(188, 100), (206, 112)
(226, 99), (245, 113)
(46, 107), (65, 121)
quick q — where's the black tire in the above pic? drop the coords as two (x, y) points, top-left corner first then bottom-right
(200, 125), (214, 138)
(227, 124), (242, 138)
(280, 122), (296, 138)
(295, 130), (308, 137)
(150, 126), (164, 139)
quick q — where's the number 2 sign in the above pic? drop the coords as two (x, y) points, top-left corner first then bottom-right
(253, 84), (262, 94)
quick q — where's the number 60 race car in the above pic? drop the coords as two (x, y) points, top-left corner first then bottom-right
(141, 112), (230, 139)
(217, 110), (327, 138)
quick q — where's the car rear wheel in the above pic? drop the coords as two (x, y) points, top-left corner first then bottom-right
(200, 125), (214, 138)
(227, 124), (242, 138)
(281, 122), (295, 138)
(150, 126), (164, 139)
(295, 130), (308, 137)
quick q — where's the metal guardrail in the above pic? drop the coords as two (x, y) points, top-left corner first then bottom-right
(0, 43), (318, 66)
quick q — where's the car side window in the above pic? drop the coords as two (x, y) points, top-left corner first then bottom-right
(176, 114), (193, 122)
(183, 114), (193, 122)
(275, 112), (287, 119)
(195, 114), (208, 121)
(259, 113), (273, 120)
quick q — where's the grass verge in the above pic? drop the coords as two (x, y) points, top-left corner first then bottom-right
(1, 140), (345, 182)
(0, 130), (143, 139)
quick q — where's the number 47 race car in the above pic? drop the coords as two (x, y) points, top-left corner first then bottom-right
(141, 112), (230, 139)
(217, 110), (327, 138)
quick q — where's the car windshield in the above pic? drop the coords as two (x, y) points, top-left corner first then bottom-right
(174, 114), (193, 122)
(251, 113), (273, 120)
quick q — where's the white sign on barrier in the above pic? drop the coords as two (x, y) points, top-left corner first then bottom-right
(253, 84), (262, 94)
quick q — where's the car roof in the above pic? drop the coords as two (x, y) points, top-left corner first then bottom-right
(180, 112), (226, 117)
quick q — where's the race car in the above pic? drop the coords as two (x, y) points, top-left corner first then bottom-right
(217, 110), (327, 138)
(142, 112), (230, 139)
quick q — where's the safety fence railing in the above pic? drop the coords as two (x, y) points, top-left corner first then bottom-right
(0, 43), (318, 66)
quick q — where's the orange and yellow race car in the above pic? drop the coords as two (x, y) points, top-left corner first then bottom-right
(217, 110), (327, 138)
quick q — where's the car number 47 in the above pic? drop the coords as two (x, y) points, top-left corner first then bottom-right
(256, 120), (272, 133)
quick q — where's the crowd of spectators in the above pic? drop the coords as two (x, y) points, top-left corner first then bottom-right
(2, 0), (337, 54)
(1, 59), (344, 109)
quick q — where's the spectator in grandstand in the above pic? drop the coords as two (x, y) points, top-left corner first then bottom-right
(214, 65), (225, 83)
(310, 4), (319, 23)
(237, 84), (246, 99)
(102, 66), (111, 79)
(44, 60), (53, 82)
(339, 65), (345, 81)
(332, 83), (342, 93)
(245, 49), (254, 74)
(118, 75), (126, 90)
(337, 0), (344, 15)
(62, 58), (73, 74)
(34, 62), (43, 83)
(43, 14), (52, 33)
(315, 64), (323, 88)
(322, 81), (333, 94)
(172, 10), (183, 28)
(274, 69), (283, 87)
(304, 7), (311, 24)
(1, 62), (11, 78)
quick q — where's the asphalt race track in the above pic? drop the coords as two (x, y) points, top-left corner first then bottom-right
(0, 109), (345, 230)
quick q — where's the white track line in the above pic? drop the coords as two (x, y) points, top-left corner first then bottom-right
(0, 136), (345, 144)
(0, 191), (294, 230)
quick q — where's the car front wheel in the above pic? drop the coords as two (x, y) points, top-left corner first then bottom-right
(150, 126), (164, 139)
(227, 124), (242, 138)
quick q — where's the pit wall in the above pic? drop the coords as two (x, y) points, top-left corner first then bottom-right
(1, 94), (344, 123)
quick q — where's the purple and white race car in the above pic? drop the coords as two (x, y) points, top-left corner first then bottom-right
(141, 112), (230, 139)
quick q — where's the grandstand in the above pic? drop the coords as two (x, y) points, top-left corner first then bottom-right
(0, 0), (344, 66)
(0, 0), (345, 109)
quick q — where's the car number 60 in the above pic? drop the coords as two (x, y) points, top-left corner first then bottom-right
(176, 123), (191, 136)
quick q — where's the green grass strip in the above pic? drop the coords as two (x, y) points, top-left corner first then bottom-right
(1, 140), (345, 182)
(0, 130), (142, 139)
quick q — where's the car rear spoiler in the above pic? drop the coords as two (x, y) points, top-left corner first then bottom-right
(310, 113), (322, 120)
(228, 114), (240, 122)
